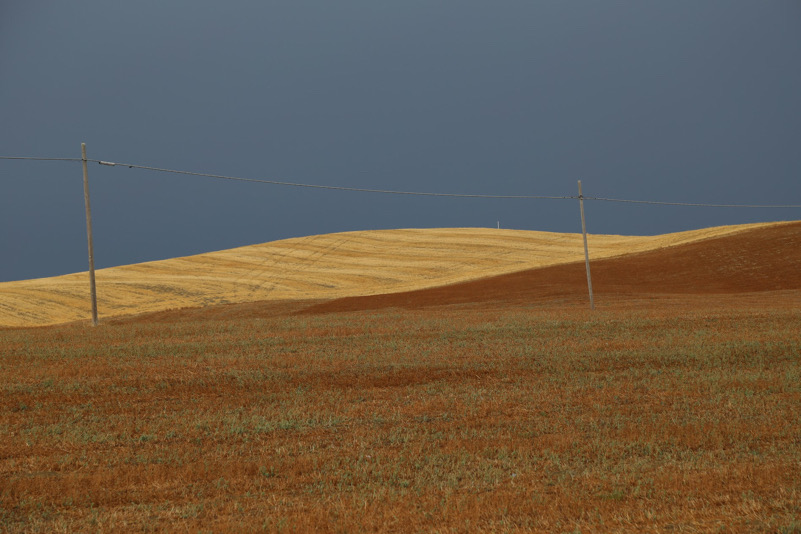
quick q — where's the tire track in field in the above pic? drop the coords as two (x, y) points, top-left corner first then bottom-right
(240, 235), (353, 300)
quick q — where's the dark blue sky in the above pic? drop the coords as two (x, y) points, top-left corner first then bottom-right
(1, 1), (800, 282)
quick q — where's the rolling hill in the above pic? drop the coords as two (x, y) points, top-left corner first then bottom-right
(304, 220), (801, 314)
(0, 221), (797, 327)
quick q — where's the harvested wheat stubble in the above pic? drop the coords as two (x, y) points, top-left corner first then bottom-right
(0, 221), (793, 327)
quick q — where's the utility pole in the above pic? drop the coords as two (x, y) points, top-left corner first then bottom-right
(82, 143), (99, 326)
(578, 180), (595, 310)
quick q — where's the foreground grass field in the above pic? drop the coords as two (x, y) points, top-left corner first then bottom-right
(2, 295), (799, 532)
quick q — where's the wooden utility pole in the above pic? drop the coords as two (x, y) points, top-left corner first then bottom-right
(578, 180), (595, 310)
(82, 143), (99, 326)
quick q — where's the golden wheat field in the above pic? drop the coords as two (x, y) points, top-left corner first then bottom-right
(0, 221), (783, 327)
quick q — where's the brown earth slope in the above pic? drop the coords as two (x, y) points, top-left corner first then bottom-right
(302, 221), (801, 314)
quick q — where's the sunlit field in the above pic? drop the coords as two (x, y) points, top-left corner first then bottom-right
(0, 223), (777, 327)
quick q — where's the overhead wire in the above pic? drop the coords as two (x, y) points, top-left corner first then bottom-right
(2, 154), (800, 208)
(94, 159), (801, 208)
(588, 196), (801, 209)
(92, 160), (574, 200)
(0, 156), (84, 162)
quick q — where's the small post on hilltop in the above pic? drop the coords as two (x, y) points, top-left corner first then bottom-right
(578, 180), (595, 310)
(82, 143), (99, 326)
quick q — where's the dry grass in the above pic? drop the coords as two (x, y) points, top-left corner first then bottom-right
(1, 296), (799, 532)
(0, 222), (781, 327)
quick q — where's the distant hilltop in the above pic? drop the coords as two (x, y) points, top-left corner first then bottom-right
(0, 221), (797, 327)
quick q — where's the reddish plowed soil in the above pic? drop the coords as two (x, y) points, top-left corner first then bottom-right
(106, 298), (324, 325)
(303, 221), (801, 314)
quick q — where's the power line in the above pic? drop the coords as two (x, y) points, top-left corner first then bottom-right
(589, 196), (801, 209)
(0, 156), (83, 162)
(2, 154), (801, 208)
(99, 160), (801, 208)
(96, 160), (575, 200)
